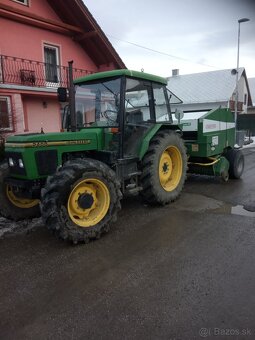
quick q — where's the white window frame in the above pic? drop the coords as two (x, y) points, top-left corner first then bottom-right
(0, 96), (13, 131)
(43, 44), (60, 87)
(12, 0), (29, 6)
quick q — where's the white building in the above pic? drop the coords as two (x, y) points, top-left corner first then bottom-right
(167, 68), (253, 114)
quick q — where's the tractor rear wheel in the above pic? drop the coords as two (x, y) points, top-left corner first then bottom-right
(140, 130), (187, 205)
(0, 162), (40, 220)
(224, 149), (244, 179)
(40, 159), (122, 244)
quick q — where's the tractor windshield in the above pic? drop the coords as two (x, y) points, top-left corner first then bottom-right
(74, 78), (121, 127)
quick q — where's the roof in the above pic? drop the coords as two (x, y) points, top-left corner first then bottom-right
(74, 69), (167, 85)
(248, 78), (255, 105)
(47, 0), (126, 69)
(167, 68), (252, 106)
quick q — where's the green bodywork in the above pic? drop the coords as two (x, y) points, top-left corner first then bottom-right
(5, 129), (102, 179)
(183, 108), (235, 157)
(74, 69), (167, 86)
(5, 123), (179, 181)
(181, 107), (235, 178)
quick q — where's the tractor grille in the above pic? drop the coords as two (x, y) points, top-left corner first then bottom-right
(35, 150), (58, 176)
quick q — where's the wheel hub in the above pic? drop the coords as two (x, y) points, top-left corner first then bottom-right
(162, 162), (169, 173)
(67, 178), (110, 228)
(78, 193), (94, 209)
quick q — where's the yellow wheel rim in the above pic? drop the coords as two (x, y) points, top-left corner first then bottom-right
(159, 146), (183, 192)
(6, 185), (39, 209)
(67, 178), (110, 228)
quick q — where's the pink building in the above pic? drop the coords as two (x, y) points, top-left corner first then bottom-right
(0, 0), (125, 136)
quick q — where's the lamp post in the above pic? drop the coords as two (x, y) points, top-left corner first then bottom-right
(234, 18), (250, 142)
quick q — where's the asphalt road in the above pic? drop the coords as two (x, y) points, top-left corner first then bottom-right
(0, 147), (255, 340)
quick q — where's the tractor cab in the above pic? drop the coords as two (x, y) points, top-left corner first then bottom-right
(62, 69), (181, 160)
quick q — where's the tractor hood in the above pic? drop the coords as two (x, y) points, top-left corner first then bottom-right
(5, 128), (104, 180)
(5, 129), (103, 149)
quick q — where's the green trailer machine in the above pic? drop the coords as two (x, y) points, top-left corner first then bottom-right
(175, 108), (244, 181)
(0, 66), (244, 243)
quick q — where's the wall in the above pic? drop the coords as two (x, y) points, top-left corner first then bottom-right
(1, 0), (61, 21)
(0, 90), (24, 136)
(23, 97), (61, 133)
(229, 74), (249, 113)
(1, 18), (97, 72)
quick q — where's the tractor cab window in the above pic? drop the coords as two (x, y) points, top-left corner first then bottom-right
(153, 84), (172, 122)
(123, 78), (153, 157)
(125, 78), (153, 122)
(75, 78), (121, 127)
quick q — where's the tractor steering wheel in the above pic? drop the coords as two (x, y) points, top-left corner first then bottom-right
(103, 109), (118, 124)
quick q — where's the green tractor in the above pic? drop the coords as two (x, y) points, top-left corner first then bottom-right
(0, 66), (187, 243)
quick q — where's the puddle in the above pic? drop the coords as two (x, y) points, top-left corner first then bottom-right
(211, 203), (255, 217)
(175, 193), (255, 218)
(231, 205), (255, 217)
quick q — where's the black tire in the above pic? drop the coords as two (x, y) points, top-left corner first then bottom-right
(224, 149), (244, 179)
(140, 130), (187, 205)
(0, 162), (40, 220)
(40, 158), (122, 244)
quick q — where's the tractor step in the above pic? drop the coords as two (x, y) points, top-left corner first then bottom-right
(127, 171), (142, 179)
(126, 186), (143, 195)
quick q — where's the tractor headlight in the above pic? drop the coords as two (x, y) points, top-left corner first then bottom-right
(9, 158), (15, 167)
(18, 159), (24, 168)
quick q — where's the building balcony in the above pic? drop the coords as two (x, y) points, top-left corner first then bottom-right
(0, 55), (93, 89)
(229, 100), (244, 113)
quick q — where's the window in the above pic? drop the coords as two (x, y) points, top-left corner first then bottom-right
(12, 0), (29, 5)
(0, 97), (13, 131)
(74, 78), (121, 127)
(125, 78), (152, 121)
(244, 94), (247, 106)
(153, 85), (169, 122)
(124, 78), (153, 156)
(44, 45), (60, 83)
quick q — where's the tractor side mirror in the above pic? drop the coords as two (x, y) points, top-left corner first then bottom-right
(57, 87), (67, 102)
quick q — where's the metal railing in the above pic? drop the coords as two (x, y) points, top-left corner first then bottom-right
(0, 55), (94, 88)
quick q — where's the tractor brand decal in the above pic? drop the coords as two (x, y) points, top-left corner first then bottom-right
(5, 140), (91, 148)
(203, 119), (235, 133)
(211, 136), (219, 146)
(65, 140), (91, 145)
(192, 144), (199, 152)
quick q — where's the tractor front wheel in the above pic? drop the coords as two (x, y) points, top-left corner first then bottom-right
(140, 130), (187, 205)
(0, 162), (40, 220)
(40, 159), (122, 244)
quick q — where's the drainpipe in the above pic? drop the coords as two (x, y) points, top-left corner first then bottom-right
(68, 61), (77, 132)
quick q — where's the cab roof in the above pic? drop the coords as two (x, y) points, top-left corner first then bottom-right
(74, 69), (167, 85)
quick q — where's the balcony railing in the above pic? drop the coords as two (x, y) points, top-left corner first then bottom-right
(0, 55), (94, 89)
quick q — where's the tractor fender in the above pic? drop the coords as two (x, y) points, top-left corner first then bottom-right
(138, 124), (182, 160)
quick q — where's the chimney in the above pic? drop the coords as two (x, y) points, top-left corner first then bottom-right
(172, 69), (179, 76)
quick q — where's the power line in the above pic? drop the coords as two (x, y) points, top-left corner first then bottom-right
(107, 34), (216, 68)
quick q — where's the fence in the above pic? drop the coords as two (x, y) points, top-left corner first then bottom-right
(237, 114), (255, 136)
(0, 55), (93, 88)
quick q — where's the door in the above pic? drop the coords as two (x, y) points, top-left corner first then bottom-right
(123, 78), (154, 157)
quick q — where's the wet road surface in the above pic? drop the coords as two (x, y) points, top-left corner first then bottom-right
(0, 147), (255, 340)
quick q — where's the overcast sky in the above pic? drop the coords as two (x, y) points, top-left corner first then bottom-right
(84, 0), (255, 78)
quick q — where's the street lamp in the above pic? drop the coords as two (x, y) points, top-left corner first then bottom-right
(234, 18), (250, 142)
